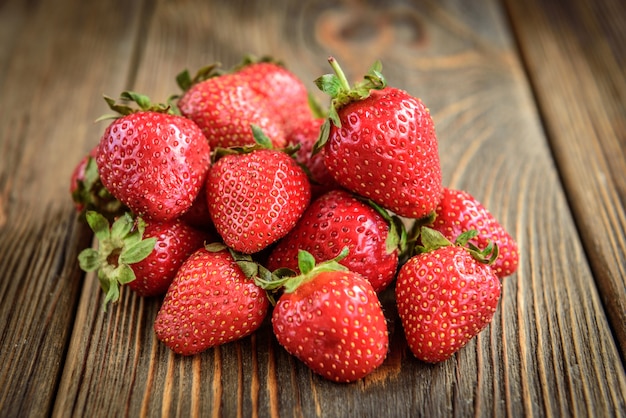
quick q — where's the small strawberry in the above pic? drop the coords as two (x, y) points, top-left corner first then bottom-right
(260, 249), (389, 382)
(290, 117), (340, 197)
(154, 246), (269, 356)
(69, 147), (126, 220)
(127, 219), (211, 297)
(266, 189), (404, 292)
(78, 211), (210, 305)
(314, 58), (442, 219)
(206, 127), (311, 254)
(176, 65), (286, 149)
(430, 187), (519, 278)
(233, 56), (314, 138)
(395, 227), (501, 363)
(78, 211), (158, 309)
(96, 92), (211, 221)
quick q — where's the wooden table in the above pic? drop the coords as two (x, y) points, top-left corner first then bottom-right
(1, 0), (625, 416)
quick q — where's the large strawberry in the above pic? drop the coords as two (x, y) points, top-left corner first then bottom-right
(314, 58), (442, 219)
(261, 249), (389, 382)
(429, 187), (519, 278)
(266, 189), (404, 292)
(78, 211), (210, 307)
(395, 227), (501, 363)
(154, 246), (269, 356)
(176, 65), (286, 149)
(96, 92), (211, 221)
(206, 128), (311, 254)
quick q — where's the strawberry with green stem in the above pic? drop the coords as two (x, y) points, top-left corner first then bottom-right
(257, 248), (389, 383)
(96, 91), (211, 222)
(395, 226), (501, 363)
(314, 57), (442, 219)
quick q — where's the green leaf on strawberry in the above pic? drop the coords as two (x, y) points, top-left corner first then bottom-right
(78, 211), (157, 310)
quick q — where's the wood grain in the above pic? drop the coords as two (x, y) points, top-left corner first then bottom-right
(0, 0), (625, 416)
(504, 0), (626, 358)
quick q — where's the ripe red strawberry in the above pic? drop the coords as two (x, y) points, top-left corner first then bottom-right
(265, 250), (389, 382)
(176, 66), (286, 149)
(78, 211), (211, 305)
(206, 131), (311, 254)
(290, 117), (340, 197)
(128, 219), (212, 297)
(69, 146), (126, 220)
(96, 92), (211, 221)
(234, 57), (313, 136)
(430, 187), (519, 278)
(266, 189), (404, 292)
(395, 227), (501, 363)
(154, 246), (269, 355)
(314, 58), (442, 219)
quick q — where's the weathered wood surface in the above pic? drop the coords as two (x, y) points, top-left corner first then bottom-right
(0, 0), (624, 417)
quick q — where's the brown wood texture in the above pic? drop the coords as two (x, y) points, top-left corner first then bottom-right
(0, 0), (624, 417)
(504, 0), (626, 357)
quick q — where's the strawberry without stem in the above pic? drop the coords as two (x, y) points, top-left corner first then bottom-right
(154, 246), (269, 356)
(266, 189), (404, 293)
(206, 128), (311, 254)
(314, 58), (442, 219)
(96, 92), (211, 222)
(260, 249), (389, 383)
(395, 227), (501, 363)
(429, 187), (519, 278)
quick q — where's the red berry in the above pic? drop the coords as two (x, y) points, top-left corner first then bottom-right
(154, 247), (269, 355)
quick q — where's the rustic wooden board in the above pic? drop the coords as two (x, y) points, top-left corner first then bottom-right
(504, 0), (626, 358)
(0, 0), (625, 417)
(0, 0), (145, 416)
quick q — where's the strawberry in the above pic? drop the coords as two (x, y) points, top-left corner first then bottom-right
(266, 189), (404, 292)
(176, 65), (286, 149)
(430, 187), (519, 278)
(261, 249), (389, 382)
(233, 56), (313, 138)
(78, 211), (210, 305)
(290, 117), (340, 197)
(127, 219), (211, 297)
(154, 246), (269, 356)
(96, 92), (211, 221)
(206, 128), (311, 254)
(314, 58), (442, 219)
(395, 227), (501, 363)
(69, 147), (126, 220)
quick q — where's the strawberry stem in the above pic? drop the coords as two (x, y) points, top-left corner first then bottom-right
(328, 56), (351, 92)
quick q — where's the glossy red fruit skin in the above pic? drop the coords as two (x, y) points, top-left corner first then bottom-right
(177, 73), (286, 149)
(96, 111), (211, 221)
(325, 86), (442, 219)
(128, 220), (210, 297)
(272, 270), (389, 382)
(395, 246), (501, 363)
(432, 187), (519, 278)
(206, 149), (311, 254)
(235, 62), (313, 137)
(266, 189), (398, 292)
(290, 117), (340, 198)
(154, 248), (269, 356)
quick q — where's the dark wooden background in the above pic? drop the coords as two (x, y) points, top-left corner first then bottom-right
(0, 0), (624, 416)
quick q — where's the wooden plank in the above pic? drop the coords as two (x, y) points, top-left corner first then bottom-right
(53, 0), (626, 417)
(0, 0), (145, 416)
(504, 0), (626, 357)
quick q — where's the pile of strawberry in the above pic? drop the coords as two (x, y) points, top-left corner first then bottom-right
(71, 55), (519, 383)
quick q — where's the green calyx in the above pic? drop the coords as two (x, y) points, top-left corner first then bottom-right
(416, 226), (499, 265)
(211, 124), (299, 163)
(175, 63), (223, 92)
(355, 197), (408, 256)
(253, 248), (350, 302)
(96, 91), (176, 122)
(312, 57), (386, 155)
(78, 211), (157, 311)
(72, 156), (127, 221)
